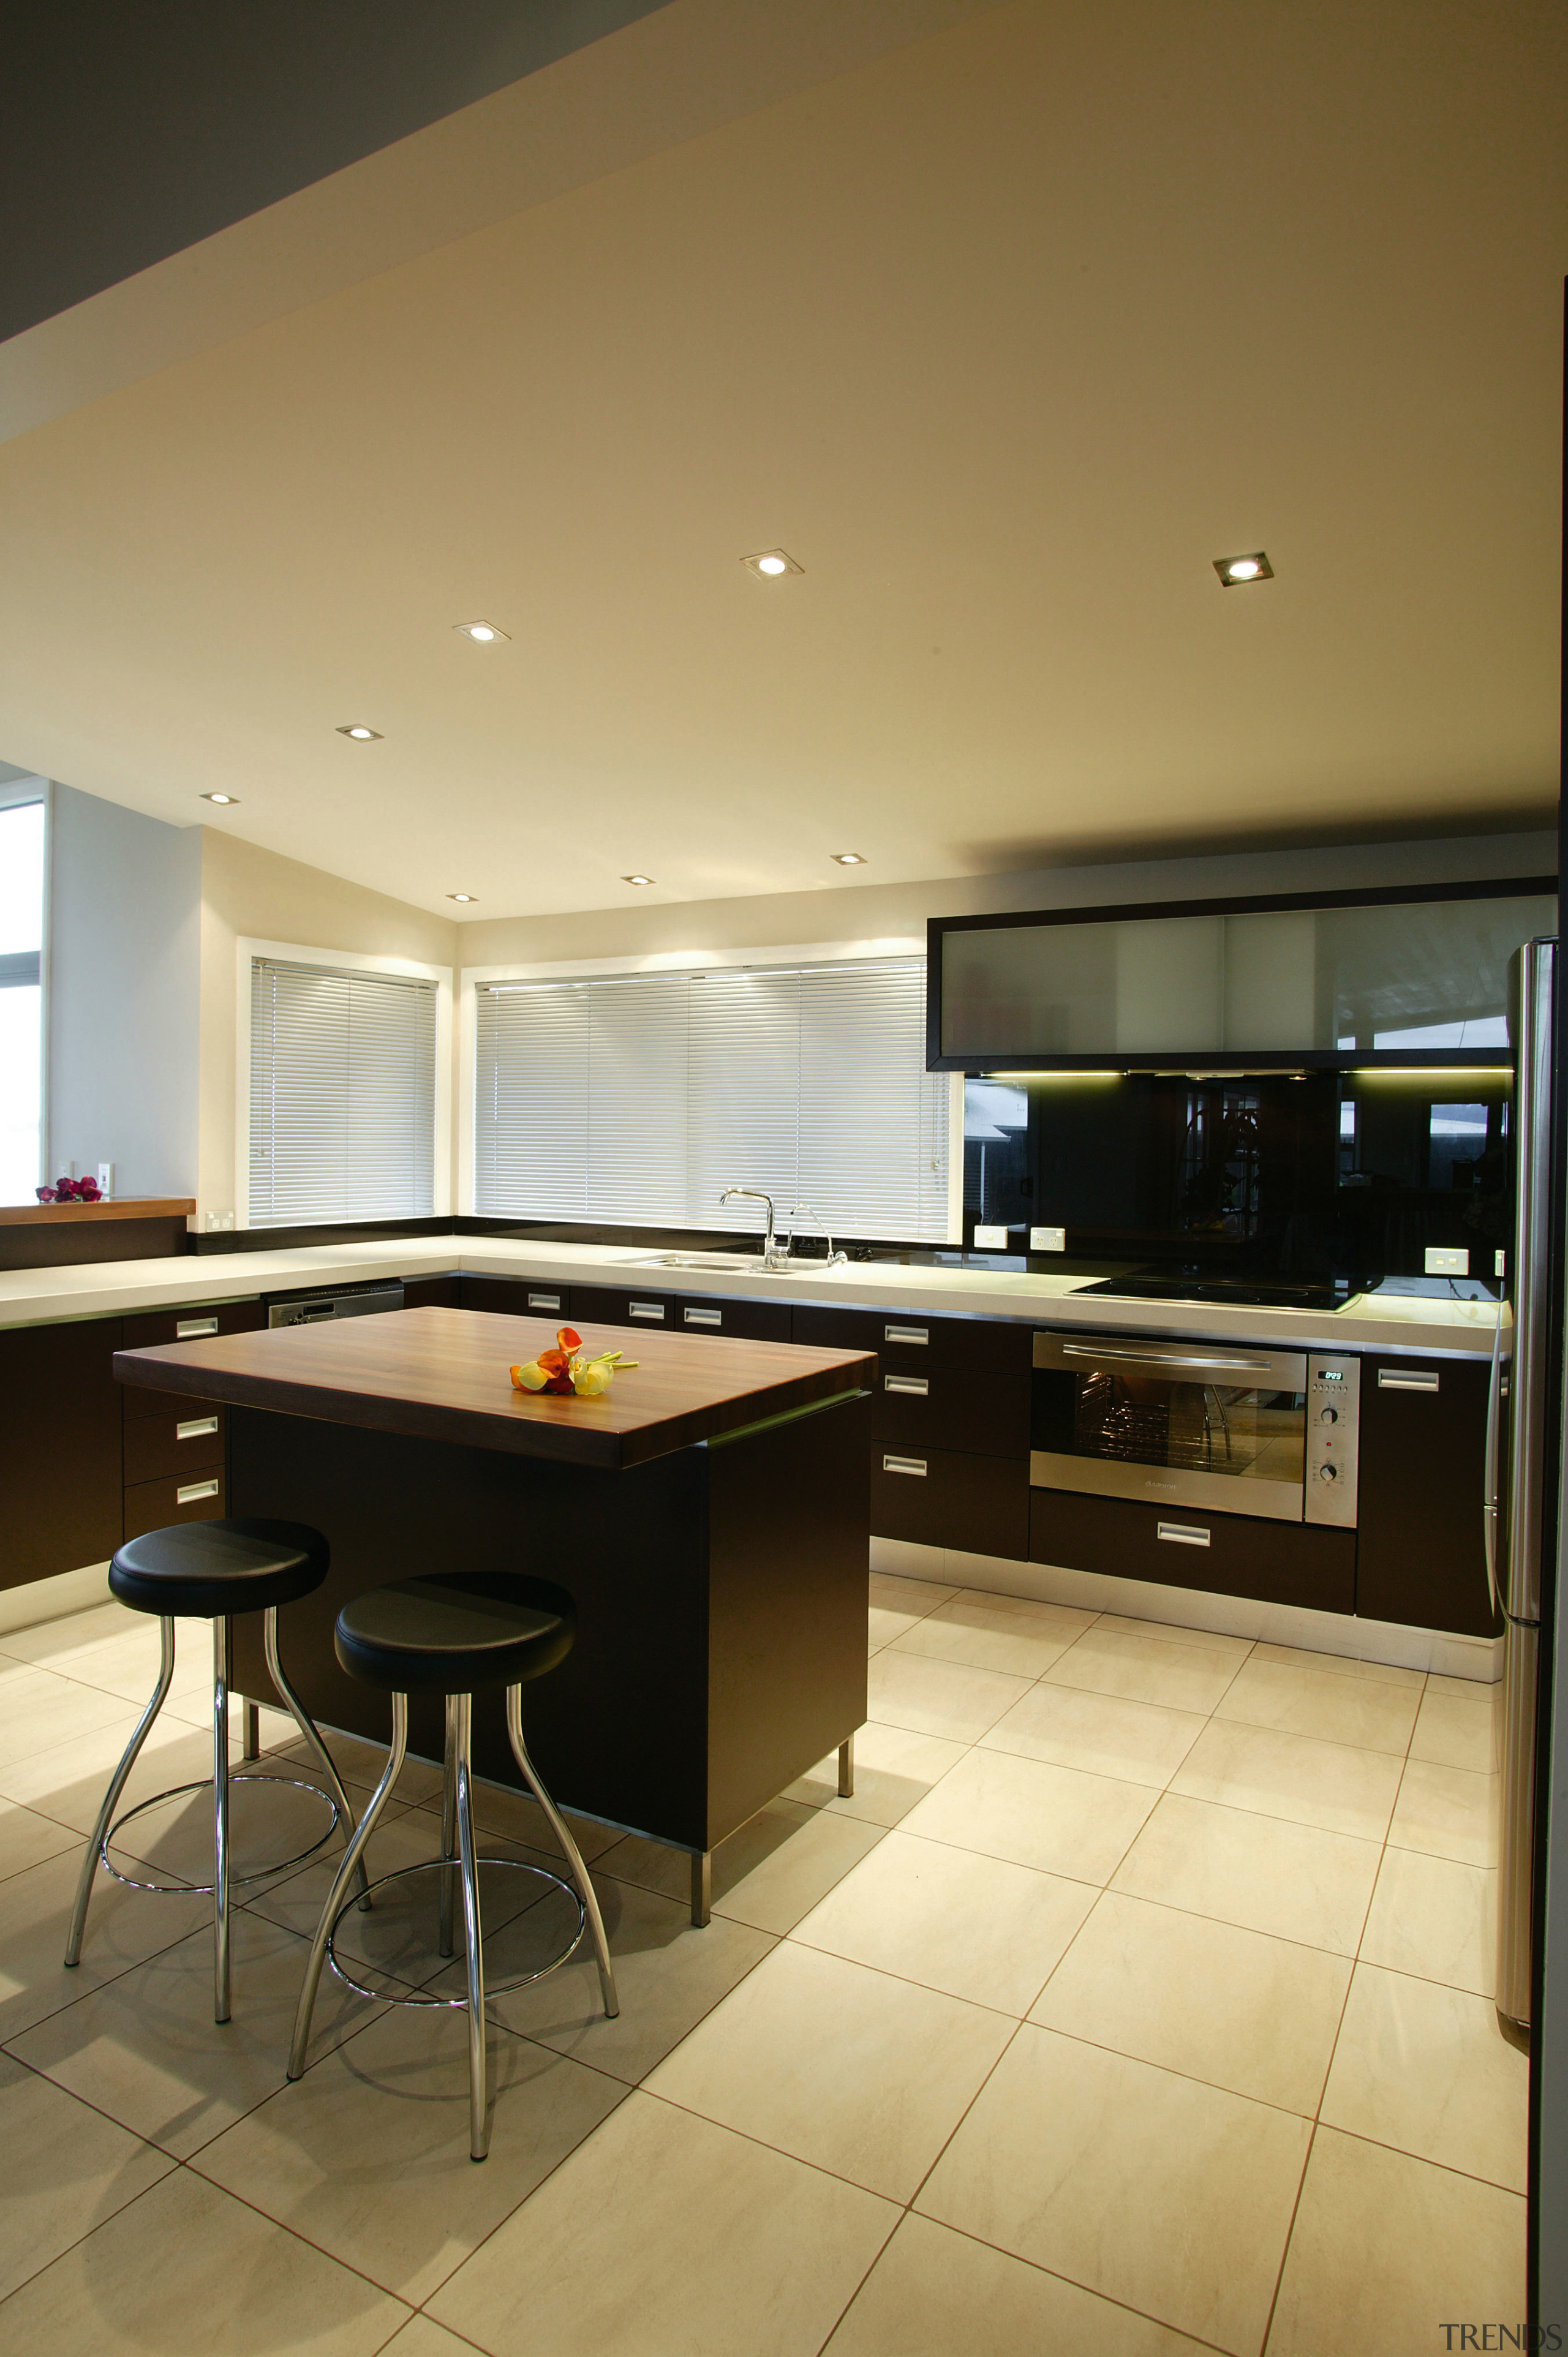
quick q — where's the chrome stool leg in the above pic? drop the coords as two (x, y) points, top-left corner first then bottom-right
(505, 1686), (618, 2018)
(263, 1607), (369, 1904)
(214, 1617), (232, 2022)
(64, 1616), (176, 1969)
(288, 1696), (408, 2081)
(454, 1695), (489, 2161)
(439, 1695), (459, 1959)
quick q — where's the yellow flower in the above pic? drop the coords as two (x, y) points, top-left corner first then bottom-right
(510, 1361), (548, 1392)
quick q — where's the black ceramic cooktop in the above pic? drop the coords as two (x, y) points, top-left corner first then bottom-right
(1076, 1273), (1351, 1313)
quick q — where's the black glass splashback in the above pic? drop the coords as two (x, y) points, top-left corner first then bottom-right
(964, 1068), (1510, 1290)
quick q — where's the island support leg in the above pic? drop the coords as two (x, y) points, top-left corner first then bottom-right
(241, 1701), (261, 1762)
(839, 1735), (856, 1798)
(691, 1851), (711, 1928)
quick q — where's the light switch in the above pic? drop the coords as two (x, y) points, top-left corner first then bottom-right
(1030, 1226), (1066, 1253)
(1423, 1246), (1469, 1276)
(96, 1162), (113, 1197)
(971, 1224), (1010, 1250)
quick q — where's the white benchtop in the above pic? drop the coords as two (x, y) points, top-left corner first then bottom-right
(0, 1233), (1506, 1358)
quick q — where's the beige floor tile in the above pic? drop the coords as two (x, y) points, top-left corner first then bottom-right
(867, 1649), (1033, 1743)
(450, 1873), (775, 2084)
(824, 2212), (1215, 2357)
(0, 1599), (138, 1667)
(452, 1776), (620, 1862)
(597, 1798), (884, 1934)
(1170, 1718), (1403, 1841)
(867, 1570), (955, 1652)
(376, 2321), (484, 2357)
(784, 1720), (967, 1827)
(108, 1763), (357, 1892)
(0, 1794), (78, 1884)
(1389, 1759), (1499, 1868)
(194, 2002), (624, 2304)
(272, 1726), (446, 1806)
(0, 2054), (173, 2304)
(1042, 1627), (1243, 1714)
(1320, 1964), (1528, 2191)
(1215, 1658), (1420, 1754)
(1409, 1681), (1496, 1773)
(0, 1709), (247, 1837)
(427, 2090), (898, 2357)
(900, 1746), (1158, 1884)
(9, 1905), (386, 2158)
(34, 1625), (214, 1711)
(0, 1665), (142, 1770)
(0, 2162), (409, 2355)
(1265, 2125), (1526, 2357)
(0, 1843), (211, 2043)
(1359, 1847), (1498, 1997)
(1112, 1794), (1382, 1955)
(1096, 1612), (1254, 1660)
(1031, 1890), (1352, 2114)
(891, 1590), (1094, 1678)
(791, 1830), (1097, 2014)
(1248, 1640), (1423, 1689)
(979, 1682), (1207, 1789)
(646, 1940), (1014, 2201)
(917, 2024), (1310, 2356)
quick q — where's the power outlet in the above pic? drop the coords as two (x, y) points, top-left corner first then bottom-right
(1030, 1226), (1066, 1253)
(1423, 1246), (1469, 1277)
(205, 1209), (236, 1232)
(96, 1162), (113, 1198)
(971, 1224), (1011, 1250)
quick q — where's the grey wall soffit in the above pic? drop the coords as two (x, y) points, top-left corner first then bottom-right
(0, 0), (1005, 447)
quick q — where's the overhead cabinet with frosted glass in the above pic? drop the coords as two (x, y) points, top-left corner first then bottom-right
(926, 880), (1555, 1071)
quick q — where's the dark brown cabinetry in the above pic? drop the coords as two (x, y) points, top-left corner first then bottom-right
(402, 1275), (462, 1310)
(568, 1282), (675, 1333)
(873, 1444), (1028, 1559)
(0, 1315), (125, 1590)
(461, 1275), (562, 1318)
(1030, 1487), (1356, 1614)
(793, 1303), (1032, 1372)
(117, 1299), (264, 1540)
(1355, 1356), (1496, 1637)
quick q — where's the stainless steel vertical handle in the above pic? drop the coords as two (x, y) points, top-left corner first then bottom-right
(1504, 937), (1555, 1627)
(1483, 1306), (1504, 1621)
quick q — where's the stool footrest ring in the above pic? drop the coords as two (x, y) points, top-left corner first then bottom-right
(325, 1857), (585, 2008)
(102, 1774), (340, 1896)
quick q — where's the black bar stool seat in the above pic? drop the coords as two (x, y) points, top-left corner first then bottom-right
(288, 1572), (618, 2162)
(66, 1518), (365, 2024)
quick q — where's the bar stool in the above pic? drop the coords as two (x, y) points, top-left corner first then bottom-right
(65, 1518), (366, 2023)
(287, 1573), (618, 2162)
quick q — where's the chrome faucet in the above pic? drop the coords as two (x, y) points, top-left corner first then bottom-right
(719, 1187), (789, 1269)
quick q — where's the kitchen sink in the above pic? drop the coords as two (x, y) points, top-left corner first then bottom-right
(620, 1251), (764, 1272)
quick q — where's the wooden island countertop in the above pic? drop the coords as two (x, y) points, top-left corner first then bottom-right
(114, 1303), (876, 1471)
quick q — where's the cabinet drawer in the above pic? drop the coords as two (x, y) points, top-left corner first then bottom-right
(1356, 1355), (1494, 1636)
(123, 1468), (227, 1541)
(0, 1315), (124, 1590)
(568, 1285), (673, 1331)
(461, 1275), (541, 1316)
(1029, 1487), (1355, 1615)
(123, 1399), (227, 1487)
(794, 1303), (1031, 1371)
(402, 1275), (461, 1310)
(872, 1366), (1029, 1459)
(121, 1300), (263, 1414)
(677, 1294), (793, 1343)
(870, 1445), (1028, 1558)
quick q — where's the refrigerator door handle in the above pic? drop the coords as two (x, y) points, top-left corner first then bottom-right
(1483, 1309), (1505, 1623)
(1504, 937), (1556, 1629)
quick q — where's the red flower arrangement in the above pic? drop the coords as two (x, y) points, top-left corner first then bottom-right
(510, 1327), (638, 1400)
(36, 1177), (103, 1204)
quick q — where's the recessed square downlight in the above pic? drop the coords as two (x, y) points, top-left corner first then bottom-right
(1214, 551), (1273, 585)
(741, 549), (804, 579)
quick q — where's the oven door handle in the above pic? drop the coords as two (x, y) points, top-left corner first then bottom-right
(1057, 1343), (1276, 1375)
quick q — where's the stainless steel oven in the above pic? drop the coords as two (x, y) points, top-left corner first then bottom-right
(1031, 1330), (1360, 1526)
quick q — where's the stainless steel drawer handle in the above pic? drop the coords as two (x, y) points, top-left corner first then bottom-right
(175, 1417), (220, 1441)
(685, 1308), (722, 1327)
(1157, 1521), (1212, 1547)
(176, 1317), (219, 1339)
(1378, 1368), (1439, 1391)
(177, 1479), (220, 1504)
(1061, 1342), (1272, 1373)
(883, 1454), (928, 1477)
(628, 1302), (666, 1320)
(527, 1292), (561, 1311)
(884, 1326), (929, 1346)
(884, 1375), (929, 1397)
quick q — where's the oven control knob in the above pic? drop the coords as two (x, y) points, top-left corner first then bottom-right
(1319, 1406), (1338, 1425)
(1317, 1462), (1340, 1483)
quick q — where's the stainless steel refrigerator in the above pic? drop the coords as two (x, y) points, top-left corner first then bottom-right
(1493, 935), (1557, 2039)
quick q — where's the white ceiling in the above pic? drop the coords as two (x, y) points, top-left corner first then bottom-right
(0, 0), (1562, 922)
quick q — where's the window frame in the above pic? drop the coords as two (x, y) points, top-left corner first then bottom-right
(459, 936), (964, 1243)
(0, 775), (50, 1203)
(235, 935), (453, 1229)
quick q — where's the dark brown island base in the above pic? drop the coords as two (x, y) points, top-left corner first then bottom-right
(114, 1307), (875, 1925)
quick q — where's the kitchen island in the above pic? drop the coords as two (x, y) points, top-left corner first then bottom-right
(113, 1306), (875, 1921)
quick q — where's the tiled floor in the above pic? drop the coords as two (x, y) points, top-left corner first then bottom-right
(0, 1573), (1525, 2356)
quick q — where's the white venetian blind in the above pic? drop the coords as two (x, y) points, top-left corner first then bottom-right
(473, 957), (949, 1242)
(249, 959), (438, 1226)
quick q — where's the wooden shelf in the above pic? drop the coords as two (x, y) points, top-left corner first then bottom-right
(0, 1196), (195, 1228)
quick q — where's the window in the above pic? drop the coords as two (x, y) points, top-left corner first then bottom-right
(247, 956), (440, 1226)
(473, 957), (950, 1242)
(0, 797), (45, 1203)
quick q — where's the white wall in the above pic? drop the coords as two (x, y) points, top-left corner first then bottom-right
(47, 784), (202, 1197)
(198, 828), (458, 1222)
